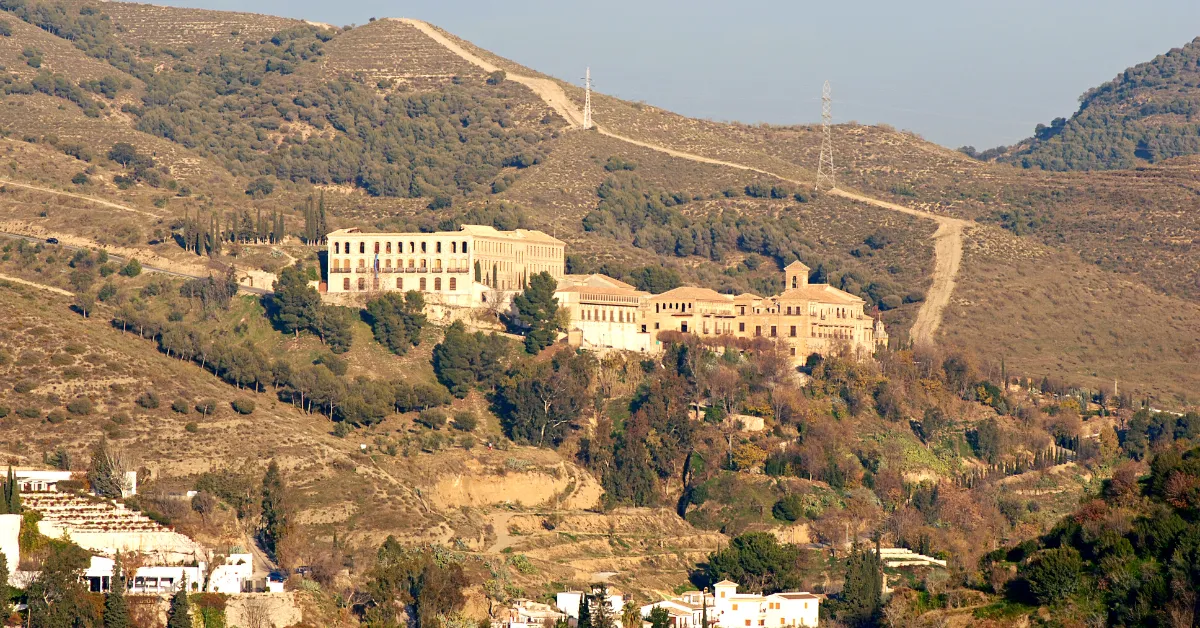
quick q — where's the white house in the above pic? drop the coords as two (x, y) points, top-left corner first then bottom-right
(710, 581), (820, 628)
(557, 589), (625, 622)
(84, 556), (205, 595)
(208, 553), (254, 593)
(504, 598), (568, 628)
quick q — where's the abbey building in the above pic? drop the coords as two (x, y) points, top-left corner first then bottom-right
(323, 226), (886, 360)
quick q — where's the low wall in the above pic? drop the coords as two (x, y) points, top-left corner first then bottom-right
(226, 592), (302, 628)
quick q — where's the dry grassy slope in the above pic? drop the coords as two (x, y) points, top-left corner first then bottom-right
(0, 14), (138, 86)
(85, 1), (302, 60)
(317, 19), (485, 85)
(944, 225), (1200, 405)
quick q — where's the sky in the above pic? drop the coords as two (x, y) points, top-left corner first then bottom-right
(152, 0), (1200, 148)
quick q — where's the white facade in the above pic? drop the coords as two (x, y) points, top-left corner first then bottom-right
(209, 553), (254, 593)
(0, 514), (19, 583)
(85, 556), (205, 595)
(557, 590), (625, 621)
(710, 581), (819, 628)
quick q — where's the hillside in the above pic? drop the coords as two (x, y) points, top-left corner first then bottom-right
(1000, 36), (1200, 171)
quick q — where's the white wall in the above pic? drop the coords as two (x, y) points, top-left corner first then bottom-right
(0, 514), (19, 581)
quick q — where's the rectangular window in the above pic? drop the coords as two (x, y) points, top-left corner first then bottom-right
(397, 278), (403, 289)
(420, 277), (427, 291)
(790, 326), (797, 337)
(335, 242), (340, 254)
(421, 242), (427, 253)
(436, 241), (442, 253)
(739, 322), (745, 332)
(343, 277), (350, 290)
(374, 242), (380, 254)
(790, 347), (797, 356)
(770, 326), (777, 337)
(755, 326), (762, 337)
(357, 277), (365, 290)
(732, 605), (738, 611)
(449, 277), (456, 290)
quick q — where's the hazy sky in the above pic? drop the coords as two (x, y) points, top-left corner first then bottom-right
(152, 0), (1200, 148)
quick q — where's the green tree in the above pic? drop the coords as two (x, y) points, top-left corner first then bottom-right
(365, 291), (426, 355)
(577, 591), (592, 628)
(590, 585), (614, 628)
(103, 557), (131, 628)
(509, 271), (562, 354)
(648, 606), (670, 628)
(314, 306), (353, 354)
(167, 582), (192, 628)
(2, 466), (20, 514)
(706, 532), (805, 594)
(1021, 547), (1082, 605)
(0, 552), (9, 617)
(364, 537), (468, 628)
(493, 350), (591, 447)
(432, 321), (477, 397)
(269, 264), (320, 336)
(840, 544), (883, 627)
(26, 540), (98, 627)
(119, 258), (141, 277)
(260, 460), (289, 559)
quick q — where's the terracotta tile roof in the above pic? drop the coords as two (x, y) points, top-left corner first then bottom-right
(776, 284), (863, 304)
(561, 274), (638, 290)
(651, 286), (732, 302)
(556, 284), (649, 298)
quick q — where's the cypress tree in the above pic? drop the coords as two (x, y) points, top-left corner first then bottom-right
(317, 191), (327, 241)
(0, 552), (9, 613)
(3, 466), (19, 514)
(166, 582), (192, 628)
(841, 543), (883, 627)
(577, 591), (592, 628)
(261, 460), (289, 558)
(103, 557), (131, 628)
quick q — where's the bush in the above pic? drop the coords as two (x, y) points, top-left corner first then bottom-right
(120, 259), (142, 277)
(17, 407), (40, 419)
(879, 295), (903, 310)
(135, 390), (160, 409)
(314, 353), (347, 376)
(65, 397), (95, 416)
(416, 408), (447, 430)
(245, 177), (275, 196)
(171, 399), (190, 414)
(772, 494), (805, 522)
(184, 422), (199, 433)
(1020, 547), (1082, 605)
(231, 399), (256, 415)
(0, 405), (9, 419)
(486, 70), (506, 85)
(195, 399), (217, 415)
(451, 411), (478, 432)
(71, 172), (89, 185)
(46, 409), (67, 424)
(13, 379), (36, 393)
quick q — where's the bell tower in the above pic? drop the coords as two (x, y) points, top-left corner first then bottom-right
(785, 260), (810, 290)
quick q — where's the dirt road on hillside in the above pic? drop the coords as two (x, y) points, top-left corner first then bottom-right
(0, 273), (73, 296)
(0, 178), (159, 217)
(379, 20), (966, 345)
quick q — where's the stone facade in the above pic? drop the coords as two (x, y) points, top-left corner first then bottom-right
(321, 227), (885, 362)
(324, 225), (565, 306)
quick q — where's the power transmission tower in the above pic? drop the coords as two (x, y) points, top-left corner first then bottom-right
(816, 80), (836, 191)
(582, 67), (593, 130)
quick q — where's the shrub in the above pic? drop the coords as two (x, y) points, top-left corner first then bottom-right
(46, 409), (67, 424)
(0, 405), (9, 419)
(879, 295), (903, 310)
(195, 399), (217, 415)
(314, 353), (347, 376)
(120, 259), (142, 277)
(13, 379), (35, 394)
(17, 407), (40, 419)
(245, 177), (275, 196)
(451, 411), (478, 432)
(416, 408), (447, 430)
(231, 399), (256, 415)
(184, 422), (199, 433)
(65, 397), (95, 416)
(486, 70), (506, 85)
(135, 390), (160, 409)
(171, 399), (190, 414)
(71, 172), (89, 185)
(772, 494), (805, 522)
(1020, 547), (1082, 605)
(332, 422), (351, 438)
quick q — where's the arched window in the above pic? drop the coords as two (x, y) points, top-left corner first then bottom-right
(421, 242), (427, 253)
(386, 242), (392, 254)
(462, 241), (468, 253)
(357, 277), (365, 290)
(374, 242), (380, 254)
(449, 277), (456, 290)
(436, 242), (442, 253)
(451, 242), (457, 253)
(359, 242), (365, 254)
(335, 242), (341, 254)
(419, 278), (427, 291)
(434, 278), (442, 290)
(396, 278), (403, 289)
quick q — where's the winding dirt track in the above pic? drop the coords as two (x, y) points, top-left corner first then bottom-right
(0, 178), (160, 217)
(402, 18), (964, 345)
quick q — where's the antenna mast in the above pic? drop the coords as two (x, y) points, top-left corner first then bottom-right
(582, 67), (593, 130)
(816, 80), (835, 191)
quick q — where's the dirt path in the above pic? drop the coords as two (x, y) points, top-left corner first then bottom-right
(405, 18), (964, 345)
(487, 510), (520, 553)
(0, 272), (73, 296)
(0, 178), (159, 217)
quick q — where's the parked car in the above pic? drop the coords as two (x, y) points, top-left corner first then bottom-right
(46, 237), (59, 244)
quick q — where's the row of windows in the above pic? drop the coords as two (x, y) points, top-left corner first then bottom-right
(331, 258), (469, 271)
(341, 277), (458, 291)
(582, 307), (636, 323)
(334, 240), (469, 255)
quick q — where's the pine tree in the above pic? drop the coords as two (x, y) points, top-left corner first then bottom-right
(0, 552), (10, 615)
(166, 582), (192, 628)
(590, 585), (614, 628)
(261, 459), (289, 558)
(510, 271), (562, 354)
(577, 591), (592, 628)
(104, 557), (131, 628)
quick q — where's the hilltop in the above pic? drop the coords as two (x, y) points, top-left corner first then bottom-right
(998, 36), (1200, 170)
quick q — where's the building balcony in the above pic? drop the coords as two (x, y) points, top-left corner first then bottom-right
(329, 268), (350, 274)
(432, 268), (444, 273)
(417, 267), (429, 273)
